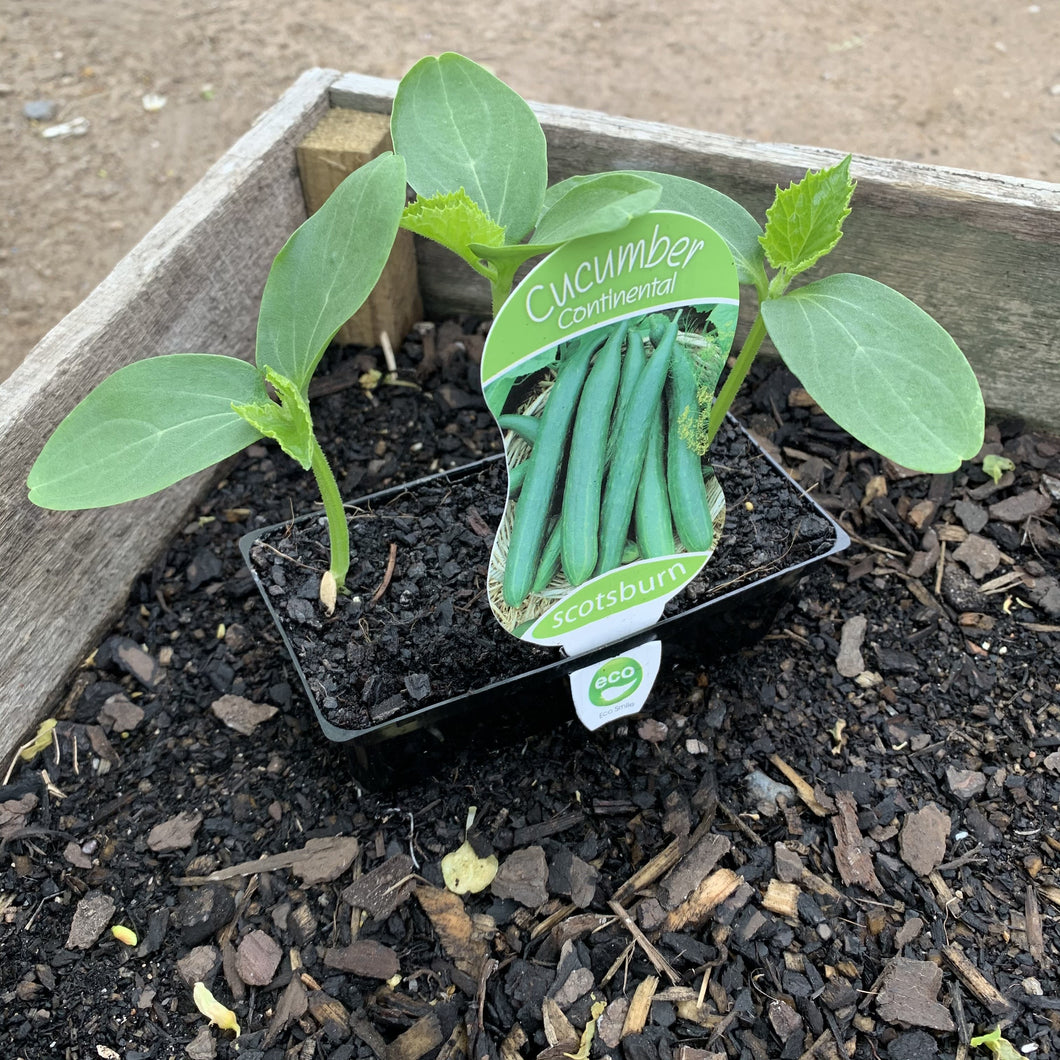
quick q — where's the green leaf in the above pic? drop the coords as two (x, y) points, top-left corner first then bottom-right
(970, 1025), (1021, 1060)
(400, 189), (506, 272)
(761, 273), (984, 472)
(255, 151), (407, 391)
(759, 154), (855, 278)
(27, 354), (267, 509)
(532, 173), (661, 246)
(468, 176), (663, 275)
(391, 52), (547, 242)
(619, 170), (767, 292)
(982, 454), (1014, 484)
(231, 367), (315, 469)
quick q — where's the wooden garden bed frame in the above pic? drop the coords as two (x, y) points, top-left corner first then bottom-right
(1, 68), (1057, 763)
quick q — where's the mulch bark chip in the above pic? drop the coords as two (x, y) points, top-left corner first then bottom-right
(1, 326), (1058, 1058)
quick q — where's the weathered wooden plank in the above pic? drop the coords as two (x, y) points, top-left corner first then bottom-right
(331, 72), (1060, 431)
(0, 69), (340, 763)
(296, 107), (422, 347)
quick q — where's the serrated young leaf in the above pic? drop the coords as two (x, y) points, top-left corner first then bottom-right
(759, 155), (855, 279)
(231, 367), (314, 470)
(400, 189), (507, 271)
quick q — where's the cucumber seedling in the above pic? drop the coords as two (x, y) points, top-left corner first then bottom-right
(28, 153), (408, 605)
(391, 52), (985, 478)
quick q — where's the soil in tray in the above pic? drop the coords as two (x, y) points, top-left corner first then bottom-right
(248, 399), (836, 734)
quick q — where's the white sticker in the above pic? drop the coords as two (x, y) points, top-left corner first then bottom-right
(568, 640), (662, 731)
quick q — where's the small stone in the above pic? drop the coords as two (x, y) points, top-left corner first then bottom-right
(23, 99), (58, 121)
(774, 842), (804, 883)
(551, 966), (594, 1008)
(235, 930), (281, 986)
(111, 637), (165, 689)
(953, 500), (988, 533)
(908, 529), (940, 578)
(894, 917), (925, 950)
(899, 803), (950, 876)
(945, 767), (986, 801)
(404, 673), (431, 701)
(210, 694), (277, 736)
(768, 998), (803, 1040)
(176, 945), (220, 987)
(63, 841), (94, 869)
(1029, 575), (1060, 616)
(747, 771), (795, 816)
(66, 891), (116, 950)
(836, 615), (868, 678)
(568, 855), (598, 908)
(179, 885), (236, 946)
(186, 548), (223, 590)
(97, 693), (144, 733)
(952, 534), (1002, 579)
(492, 846), (549, 908)
(988, 490), (1051, 523)
(887, 1030), (939, 1059)
(147, 810), (203, 852)
(185, 1025), (217, 1060)
(940, 566), (987, 612)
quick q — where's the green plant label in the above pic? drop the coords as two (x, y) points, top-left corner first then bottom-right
(568, 641), (662, 730)
(481, 209), (739, 697)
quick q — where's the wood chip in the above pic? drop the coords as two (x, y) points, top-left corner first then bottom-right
(660, 868), (742, 933)
(620, 976), (659, 1037)
(414, 884), (488, 977)
(658, 834), (731, 909)
(210, 694), (278, 736)
(608, 897), (680, 984)
(541, 996), (578, 1049)
(340, 853), (415, 919)
(1025, 885), (1045, 966)
(386, 1013), (442, 1060)
(324, 939), (400, 980)
(174, 836), (359, 887)
(235, 929), (281, 986)
(65, 891), (116, 950)
(831, 790), (883, 895)
(761, 880), (800, 919)
(306, 990), (350, 1040)
(877, 957), (955, 1031)
(769, 754), (828, 816)
(264, 973), (308, 1047)
(941, 942), (1016, 1016)
(147, 809), (203, 853)
(898, 802), (950, 876)
(491, 845), (548, 908)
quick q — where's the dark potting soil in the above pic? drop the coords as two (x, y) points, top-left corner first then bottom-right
(2, 317), (1059, 1060)
(248, 413), (836, 734)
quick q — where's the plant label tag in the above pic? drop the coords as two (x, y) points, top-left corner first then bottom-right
(568, 640), (662, 731)
(481, 210), (739, 670)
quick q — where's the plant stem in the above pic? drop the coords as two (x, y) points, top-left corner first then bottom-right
(309, 434), (350, 589)
(706, 311), (768, 446)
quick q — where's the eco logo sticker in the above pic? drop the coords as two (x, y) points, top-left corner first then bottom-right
(588, 656), (644, 707)
(569, 641), (662, 730)
(482, 210), (739, 667)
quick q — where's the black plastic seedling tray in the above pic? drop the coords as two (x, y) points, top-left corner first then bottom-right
(241, 424), (849, 789)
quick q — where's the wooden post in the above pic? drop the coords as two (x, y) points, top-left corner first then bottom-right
(296, 108), (422, 348)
